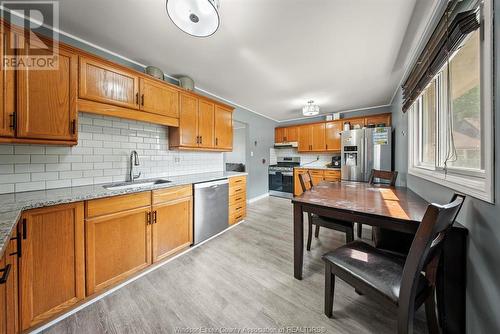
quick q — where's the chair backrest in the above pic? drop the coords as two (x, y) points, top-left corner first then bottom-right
(398, 194), (465, 316)
(298, 171), (314, 192)
(368, 169), (398, 186)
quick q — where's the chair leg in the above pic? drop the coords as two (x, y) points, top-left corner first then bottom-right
(315, 225), (320, 238)
(324, 263), (335, 318)
(357, 223), (362, 238)
(346, 227), (354, 243)
(307, 221), (313, 251)
(425, 289), (440, 334)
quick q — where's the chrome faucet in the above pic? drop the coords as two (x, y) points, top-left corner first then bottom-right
(129, 150), (141, 182)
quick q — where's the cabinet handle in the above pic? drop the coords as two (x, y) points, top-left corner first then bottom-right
(235, 215), (242, 220)
(71, 119), (77, 135)
(141, 94), (144, 106)
(136, 92), (139, 105)
(235, 197), (242, 201)
(153, 211), (157, 224)
(200, 136), (202, 144)
(196, 136), (199, 144)
(9, 112), (16, 129)
(9, 232), (21, 258)
(0, 264), (11, 284)
(215, 138), (218, 146)
(236, 206), (243, 210)
(22, 218), (27, 239)
(326, 144), (328, 150)
(146, 212), (151, 225)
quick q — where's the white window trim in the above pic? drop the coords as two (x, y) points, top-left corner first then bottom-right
(407, 0), (494, 203)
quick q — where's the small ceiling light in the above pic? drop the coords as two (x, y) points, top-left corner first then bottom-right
(166, 0), (220, 37)
(302, 100), (320, 116)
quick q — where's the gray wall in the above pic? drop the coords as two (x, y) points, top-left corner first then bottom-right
(4, 12), (277, 200)
(390, 1), (500, 332)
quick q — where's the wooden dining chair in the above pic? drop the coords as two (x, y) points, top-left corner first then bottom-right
(357, 169), (398, 238)
(298, 171), (354, 250)
(322, 194), (465, 334)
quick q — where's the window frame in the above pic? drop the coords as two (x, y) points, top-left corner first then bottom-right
(407, 0), (494, 203)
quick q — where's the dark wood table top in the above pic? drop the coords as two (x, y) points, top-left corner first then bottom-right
(292, 181), (429, 224)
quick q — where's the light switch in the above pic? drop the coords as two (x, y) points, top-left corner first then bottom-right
(250, 151), (254, 157)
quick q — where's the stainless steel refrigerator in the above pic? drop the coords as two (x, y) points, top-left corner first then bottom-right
(341, 127), (392, 182)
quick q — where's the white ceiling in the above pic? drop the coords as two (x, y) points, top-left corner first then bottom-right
(57, 0), (421, 121)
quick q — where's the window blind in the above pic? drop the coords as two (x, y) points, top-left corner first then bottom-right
(402, 0), (480, 113)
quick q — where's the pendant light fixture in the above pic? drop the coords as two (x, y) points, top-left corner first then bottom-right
(302, 100), (320, 116)
(166, 0), (220, 37)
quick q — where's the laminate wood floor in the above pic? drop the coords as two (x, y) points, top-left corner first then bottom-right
(43, 196), (426, 334)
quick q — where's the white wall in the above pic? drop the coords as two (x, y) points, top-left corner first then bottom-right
(0, 113), (223, 193)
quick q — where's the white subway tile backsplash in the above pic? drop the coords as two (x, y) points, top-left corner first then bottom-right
(0, 112), (223, 192)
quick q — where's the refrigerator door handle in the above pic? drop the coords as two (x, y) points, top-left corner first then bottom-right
(363, 132), (368, 181)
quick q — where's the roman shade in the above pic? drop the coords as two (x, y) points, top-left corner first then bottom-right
(402, 0), (480, 112)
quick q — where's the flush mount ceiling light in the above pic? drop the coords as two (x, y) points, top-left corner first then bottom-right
(302, 100), (320, 116)
(166, 0), (220, 37)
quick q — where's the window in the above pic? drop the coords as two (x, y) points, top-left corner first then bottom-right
(408, 3), (494, 203)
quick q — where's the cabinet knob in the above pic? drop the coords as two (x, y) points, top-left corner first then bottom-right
(0, 264), (11, 284)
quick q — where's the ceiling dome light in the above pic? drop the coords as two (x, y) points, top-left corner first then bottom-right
(302, 100), (320, 116)
(166, 0), (220, 37)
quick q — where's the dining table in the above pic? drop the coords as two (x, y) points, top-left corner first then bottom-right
(292, 181), (467, 334)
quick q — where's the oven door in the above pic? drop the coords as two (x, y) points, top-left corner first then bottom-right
(269, 171), (293, 198)
(269, 171), (283, 192)
(282, 172), (294, 194)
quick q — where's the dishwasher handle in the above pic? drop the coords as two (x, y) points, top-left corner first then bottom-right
(194, 179), (229, 189)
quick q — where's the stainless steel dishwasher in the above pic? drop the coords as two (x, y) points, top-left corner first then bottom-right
(194, 179), (229, 244)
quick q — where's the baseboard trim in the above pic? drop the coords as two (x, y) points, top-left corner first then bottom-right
(29, 219), (246, 334)
(247, 192), (269, 204)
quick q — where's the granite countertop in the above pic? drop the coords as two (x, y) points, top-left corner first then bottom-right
(0, 171), (247, 257)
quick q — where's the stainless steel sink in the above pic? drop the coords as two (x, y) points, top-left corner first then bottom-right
(103, 179), (171, 190)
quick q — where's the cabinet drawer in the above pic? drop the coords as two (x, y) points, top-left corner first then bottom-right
(229, 193), (246, 206)
(324, 176), (341, 182)
(229, 202), (246, 216)
(152, 185), (192, 205)
(229, 183), (246, 197)
(86, 192), (151, 218)
(229, 175), (246, 187)
(324, 170), (341, 177)
(229, 208), (246, 225)
(309, 170), (325, 176)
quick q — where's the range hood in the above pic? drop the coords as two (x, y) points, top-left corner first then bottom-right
(274, 142), (298, 148)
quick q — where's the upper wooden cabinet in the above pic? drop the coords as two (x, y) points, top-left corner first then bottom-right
(325, 121), (342, 151)
(170, 95), (233, 151)
(0, 27), (15, 138)
(298, 123), (325, 152)
(19, 203), (85, 331)
(17, 45), (78, 143)
(79, 56), (139, 109)
(275, 126), (298, 143)
(139, 77), (179, 118)
(365, 114), (391, 127)
(214, 105), (233, 150)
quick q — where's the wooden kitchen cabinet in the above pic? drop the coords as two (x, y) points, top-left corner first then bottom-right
(309, 169), (325, 185)
(293, 168), (341, 196)
(79, 56), (139, 110)
(0, 254), (6, 333)
(275, 126), (298, 143)
(343, 117), (365, 130)
(198, 99), (215, 148)
(298, 125), (312, 151)
(5, 229), (19, 334)
(139, 77), (179, 118)
(298, 123), (325, 152)
(152, 186), (193, 262)
(19, 203), (85, 331)
(214, 104), (233, 150)
(16, 43), (78, 143)
(173, 93), (199, 147)
(325, 121), (342, 151)
(85, 192), (152, 295)
(229, 175), (247, 225)
(275, 127), (284, 143)
(324, 170), (341, 182)
(0, 27), (15, 138)
(365, 113), (391, 127)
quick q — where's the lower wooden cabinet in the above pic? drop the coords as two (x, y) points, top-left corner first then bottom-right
(294, 168), (341, 196)
(229, 175), (247, 225)
(152, 186), (193, 262)
(0, 229), (18, 334)
(19, 203), (85, 331)
(85, 192), (152, 295)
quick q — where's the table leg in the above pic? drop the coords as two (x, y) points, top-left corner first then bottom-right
(293, 202), (304, 280)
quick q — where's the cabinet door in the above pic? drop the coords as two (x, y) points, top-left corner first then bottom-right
(294, 168), (308, 196)
(214, 105), (233, 150)
(275, 127), (284, 143)
(139, 77), (179, 118)
(198, 99), (215, 148)
(309, 169), (325, 185)
(325, 121), (342, 151)
(345, 117), (365, 130)
(79, 56), (139, 109)
(152, 195), (193, 262)
(19, 203), (85, 330)
(0, 28), (15, 137)
(298, 125), (311, 151)
(17, 46), (78, 141)
(178, 93), (199, 147)
(311, 123), (326, 151)
(365, 114), (391, 127)
(85, 206), (151, 295)
(6, 229), (18, 334)
(285, 126), (298, 142)
(0, 254), (6, 333)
